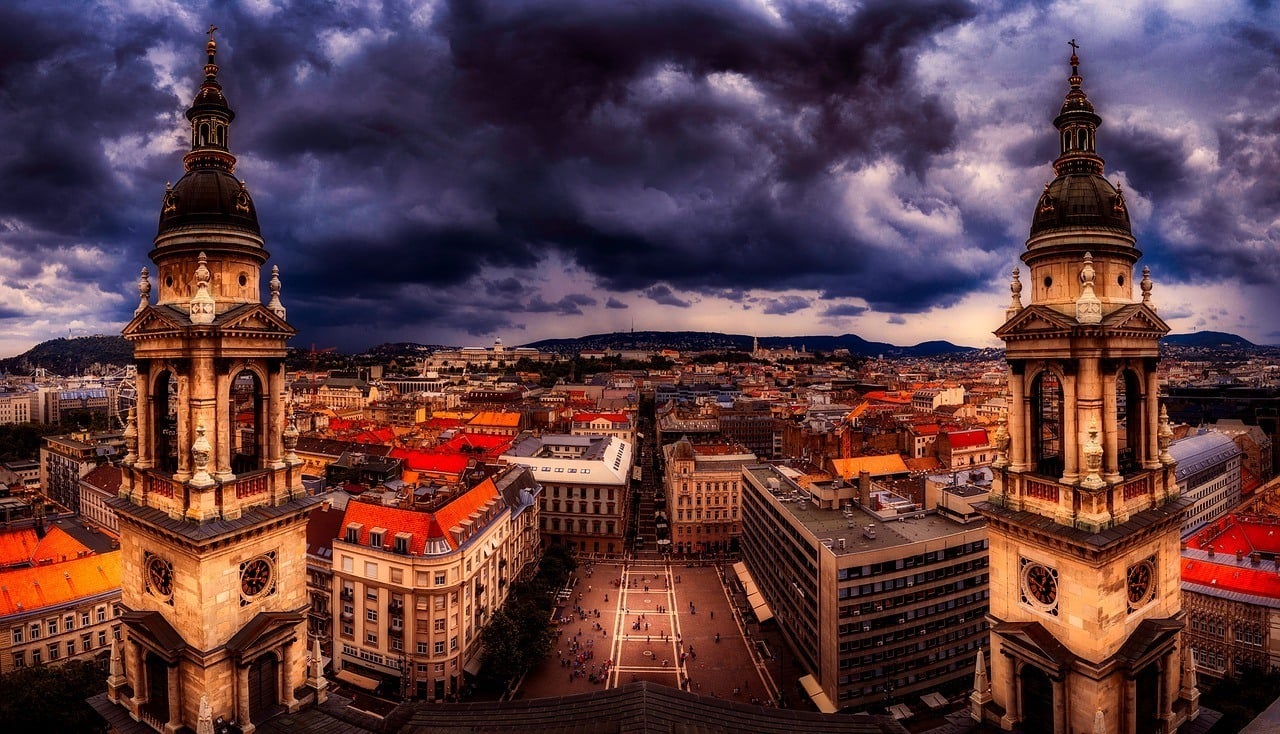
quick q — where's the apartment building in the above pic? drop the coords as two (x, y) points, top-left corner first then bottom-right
(40, 431), (123, 514)
(1171, 431), (1243, 537)
(569, 412), (635, 445)
(0, 550), (122, 674)
(501, 433), (632, 555)
(0, 390), (32, 425)
(330, 467), (540, 700)
(662, 439), (756, 555)
(740, 464), (988, 712)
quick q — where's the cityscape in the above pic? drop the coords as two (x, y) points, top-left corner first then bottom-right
(3, 4), (1280, 734)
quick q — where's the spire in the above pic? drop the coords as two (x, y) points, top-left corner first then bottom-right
(183, 24), (237, 175)
(1053, 40), (1105, 177)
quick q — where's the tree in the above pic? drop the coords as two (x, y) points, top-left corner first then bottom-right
(0, 659), (108, 732)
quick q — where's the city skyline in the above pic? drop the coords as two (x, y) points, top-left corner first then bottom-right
(1, 1), (1278, 356)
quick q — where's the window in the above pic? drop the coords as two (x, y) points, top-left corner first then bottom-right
(434, 641), (445, 655)
(434, 619), (446, 632)
(435, 573), (446, 586)
(365, 561), (378, 578)
(390, 568), (403, 584)
(64, 614), (74, 631)
(98, 631), (107, 647)
(341, 623), (353, 638)
(48, 643), (59, 661)
(366, 632), (378, 646)
(369, 531), (383, 548)
(345, 527), (359, 543)
(12, 652), (23, 669)
(394, 534), (409, 554)
(30, 649), (40, 665)
(80, 612), (90, 627)
(416, 571), (429, 586)
(82, 634), (91, 652)
(67, 641), (75, 657)
(450, 636), (458, 651)
(96, 607), (106, 623)
(11, 627), (21, 644)
(435, 663), (445, 673)
(342, 556), (354, 572)
(47, 619), (57, 635)
(417, 642), (428, 654)
(366, 608), (378, 622)
(366, 586), (378, 601)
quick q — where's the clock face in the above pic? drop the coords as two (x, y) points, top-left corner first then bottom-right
(146, 556), (173, 598)
(240, 557), (273, 598)
(1127, 559), (1156, 608)
(1021, 561), (1058, 608)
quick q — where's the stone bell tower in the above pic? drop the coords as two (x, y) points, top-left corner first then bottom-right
(97, 28), (324, 734)
(973, 44), (1199, 734)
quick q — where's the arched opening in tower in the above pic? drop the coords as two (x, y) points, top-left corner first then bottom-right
(1117, 370), (1143, 475)
(1030, 372), (1063, 478)
(230, 370), (264, 474)
(153, 370), (179, 474)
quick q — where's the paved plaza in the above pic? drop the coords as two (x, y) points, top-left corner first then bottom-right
(519, 561), (776, 706)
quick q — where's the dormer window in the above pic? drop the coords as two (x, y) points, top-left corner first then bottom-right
(345, 523), (363, 543)
(370, 528), (386, 548)
(394, 533), (411, 555)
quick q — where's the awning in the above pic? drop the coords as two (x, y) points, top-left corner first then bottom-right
(733, 562), (759, 596)
(335, 668), (380, 691)
(746, 590), (773, 623)
(921, 692), (948, 708)
(463, 651), (484, 675)
(798, 674), (837, 714)
(889, 704), (914, 720)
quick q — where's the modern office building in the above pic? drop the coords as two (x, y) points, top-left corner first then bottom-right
(1171, 431), (1243, 537)
(740, 464), (989, 712)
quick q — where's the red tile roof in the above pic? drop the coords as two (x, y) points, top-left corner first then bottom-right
(388, 449), (470, 477)
(1182, 557), (1280, 598)
(340, 477), (500, 553)
(0, 551), (121, 616)
(573, 413), (629, 424)
(0, 529), (40, 568)
(81, 464), (122, 494)
(30, 526), (93, 564)
(945, 429), (989, 449)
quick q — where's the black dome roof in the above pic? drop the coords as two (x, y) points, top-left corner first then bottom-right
(1029, 173), (1129, 237)
(157, 168), (260, 236)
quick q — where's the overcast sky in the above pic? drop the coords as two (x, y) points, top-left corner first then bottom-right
(1, 0), (1278, 355)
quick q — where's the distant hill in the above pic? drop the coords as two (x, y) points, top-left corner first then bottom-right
(522, 330), (976, 357)
(0, 336), (133, 376)
(1160, 331), (1255, 348)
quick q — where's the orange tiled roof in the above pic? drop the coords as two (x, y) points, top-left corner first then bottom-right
(0, 528), (40, 568)
(30, 526), (93, 565)
(904, 457), (942, 473)
(572, 413), (629, 424)
(389, 449), (470, 477)
(468, 411), (522, 428)
(0, 551), (121, 617)
(830, 454), (910, 479)
(341, 477), (500, 552)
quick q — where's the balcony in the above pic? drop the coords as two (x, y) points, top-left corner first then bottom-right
(340, 588), (354, 600)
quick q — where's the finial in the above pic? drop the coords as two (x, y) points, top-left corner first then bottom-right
(1140, 266), (1154, 310)
(1081, 421), (1105, 490)
(190, 252), (215, 325)
(267, 264), (287, 319)
(1158, 404), (1175, 465)
(1076, 253), (1101, 324)
(204, 24), (219, 78)
(190, 423), (214, 487)
(136, 267), (152, 315)
(1007, 267), (1023, 319)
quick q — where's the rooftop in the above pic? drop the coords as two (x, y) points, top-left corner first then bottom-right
(0, 550), (121, 618)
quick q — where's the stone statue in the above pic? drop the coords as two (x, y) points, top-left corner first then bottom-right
(136, 267), (151, 315)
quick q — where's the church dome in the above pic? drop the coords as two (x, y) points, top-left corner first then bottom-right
(1029, 173), (1129, 237)
(158, 169), (260, 235)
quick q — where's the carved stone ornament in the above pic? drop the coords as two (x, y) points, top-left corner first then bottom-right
(1081, 422), (1105, 490)
(136, 267), (151, 315)
(122, 406), (138, 465)
(190, 422), (214, 486)
(1140, 266), (1154, 310)
(992, 405), (1011, 469)
(162, 183), (177, 213)
(283, 404), (300, 464)
(1007, 267), (1023, 319)
(197, 694), (214, 734)
(1158, 404), (1175, 465)
(267, 264), (287, 320)
(190, 252), (216, 325)
(234, 180), (251, 213)
(1038, 182), (1054, 214)
(1076, 252), (1102, 325)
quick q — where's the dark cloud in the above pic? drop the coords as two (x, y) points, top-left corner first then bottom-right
(524, 293), (597, 315)
(821, 303), (869, 318)
(760, 295), (811, 315)
(605, 297), (628, 309)
(643, 284), (692, 308)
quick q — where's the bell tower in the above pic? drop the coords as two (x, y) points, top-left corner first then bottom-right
(973, 45), (1199, 733)
(101, 28), (323, 734)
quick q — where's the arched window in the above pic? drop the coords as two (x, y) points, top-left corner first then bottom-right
(199, 123), (208, 146)
(1077, 129), (1087, 150)
(229, 370), (265, 473)
(153, 370), (179, 474)
(1117, 370), (1142, 474)
(1030, 371), (1063, 477)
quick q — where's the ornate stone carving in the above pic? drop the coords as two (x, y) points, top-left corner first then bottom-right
(234, 180), (251, 213)
(190, 252), (216, 324)
(1081, 422), (1105, 490)
(162, 182), (177, 213)
(122, 406), (138, 467)
(136, 267), (151, 315)
(267, 265), (287, 319)
(197, 694), (213, 734)
(1158, 404), (1175, 465)
(1140, 266), (1154, 310)
(283, 403), (300, 465)
(190, 422), (214, 487)
(992, 404), (1011, 469)
(1076, 252), (1102, 324)
(1007, 267), (1023, 320)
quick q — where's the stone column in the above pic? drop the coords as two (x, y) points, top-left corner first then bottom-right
(1125, 676), (1138, 734)
(214, 369), (234, 482)
(1052, 675), (1067, 733)
(267, 364), (286, 470)
(136, 370), (153, 469)
(1061, 372), (1079, 483)
(1000, 659), (1020, 729)
(127, 638), (146, 719)
(174, 374), (192, 482)
(164, 662), (182, 733)
(1102, 368), (1121, 482)
(1008, 367), (1027, 472)
(1144, 369), (1162, 470)
(282, 643), (300, 711)
(237, 662), (255, 734)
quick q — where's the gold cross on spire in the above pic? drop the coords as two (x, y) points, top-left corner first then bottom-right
(208, 24), (218, 43)
(1068, 38), (1079, 53)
